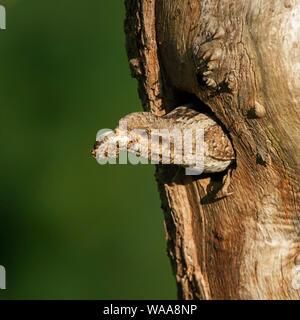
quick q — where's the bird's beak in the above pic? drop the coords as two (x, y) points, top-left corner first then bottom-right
(91, 141), (101, 158)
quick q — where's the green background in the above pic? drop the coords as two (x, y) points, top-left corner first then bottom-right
(0, 0), (175, 299)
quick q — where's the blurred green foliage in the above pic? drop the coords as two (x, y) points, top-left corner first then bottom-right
(0, 0), (176, 299)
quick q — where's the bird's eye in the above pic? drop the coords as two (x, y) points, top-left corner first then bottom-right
(93, 140), (101, 149)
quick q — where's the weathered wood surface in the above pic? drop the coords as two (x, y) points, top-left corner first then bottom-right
(124, 0), (300, 300)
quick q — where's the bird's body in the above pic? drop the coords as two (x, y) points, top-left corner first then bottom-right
(92, 106), (235, 174)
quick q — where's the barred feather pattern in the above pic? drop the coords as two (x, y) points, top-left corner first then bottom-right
(92, 106), (235, 173)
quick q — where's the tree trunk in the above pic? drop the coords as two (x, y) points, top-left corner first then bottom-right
(124, 0), (300, 300)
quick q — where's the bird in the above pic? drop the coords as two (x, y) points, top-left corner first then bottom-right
(91, 105), (235, 174)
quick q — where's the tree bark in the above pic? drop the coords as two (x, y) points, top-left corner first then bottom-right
(124, 0), (300, 300)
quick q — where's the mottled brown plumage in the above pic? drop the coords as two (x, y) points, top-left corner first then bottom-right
(92, 105), (235, 173)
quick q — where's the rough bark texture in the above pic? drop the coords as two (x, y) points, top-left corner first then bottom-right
(124, 0), (300, 300)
